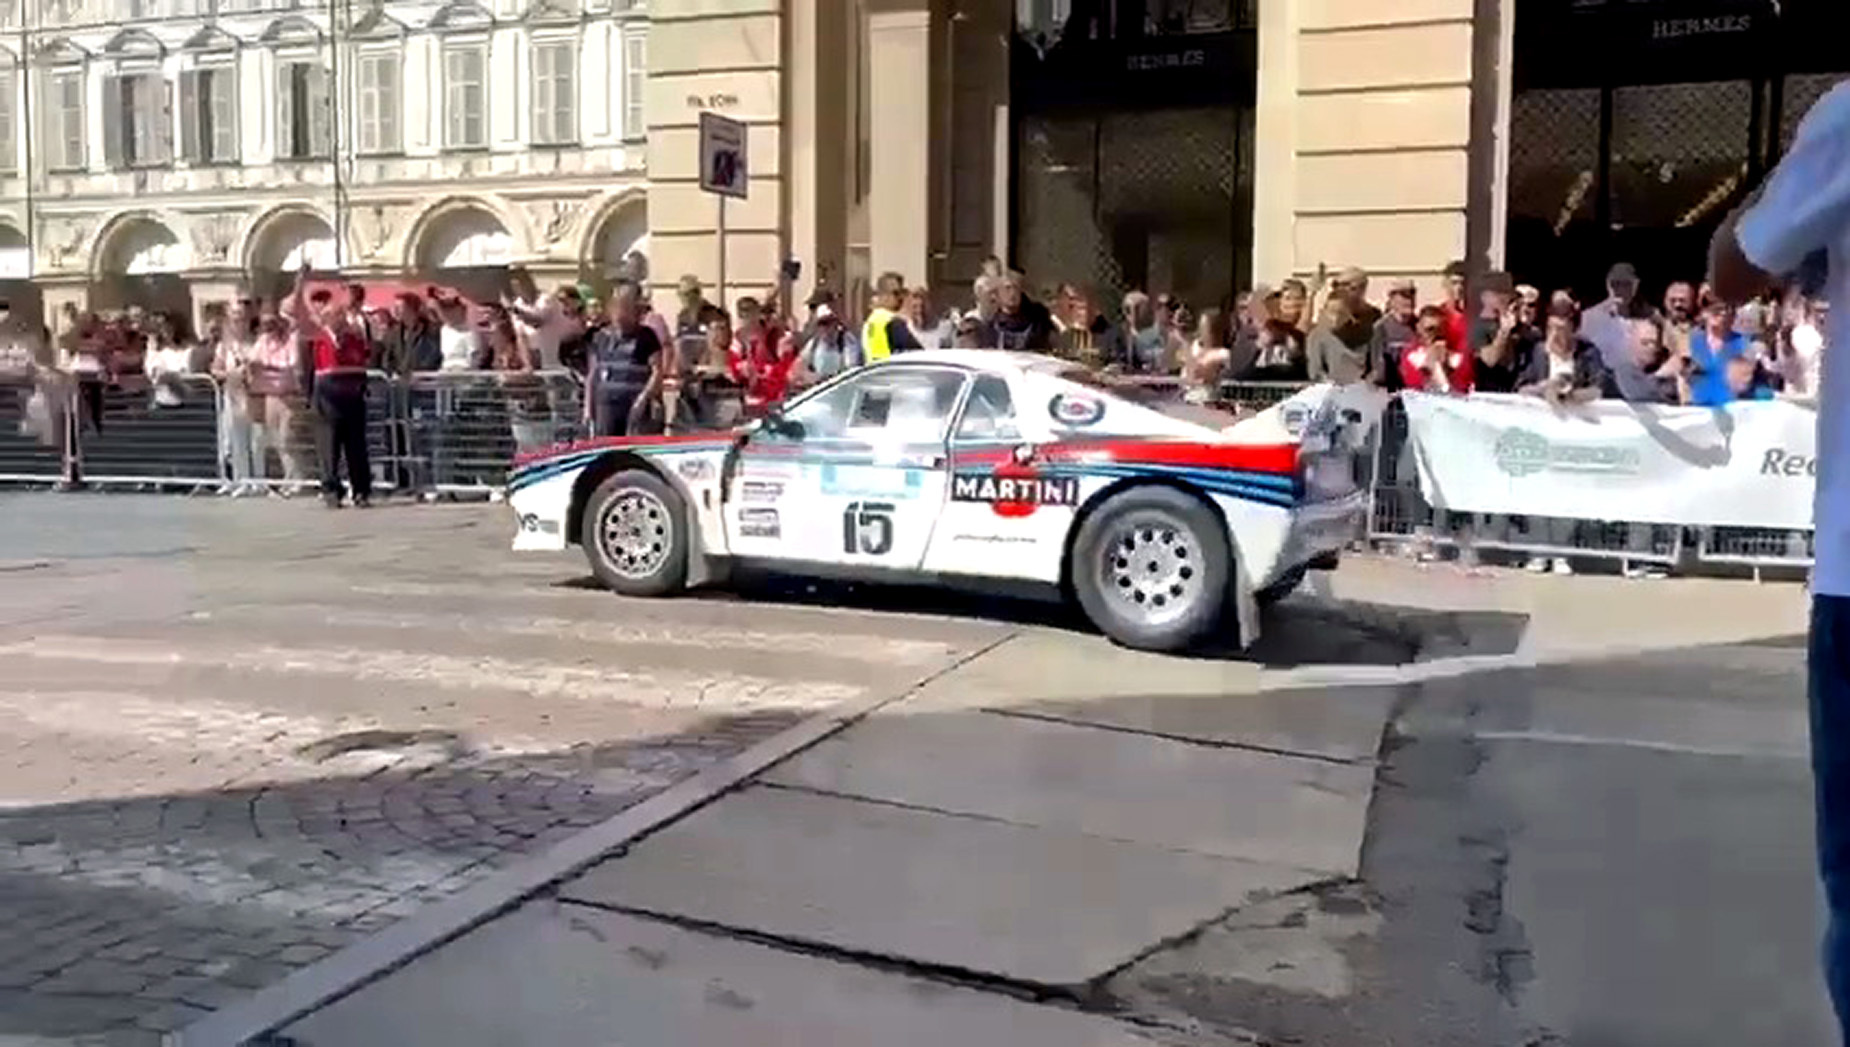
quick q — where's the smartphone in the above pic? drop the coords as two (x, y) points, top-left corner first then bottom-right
(780, 258), (802, 283)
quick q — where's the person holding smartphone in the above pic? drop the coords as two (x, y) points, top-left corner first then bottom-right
(1710, 80), (1850, 1041)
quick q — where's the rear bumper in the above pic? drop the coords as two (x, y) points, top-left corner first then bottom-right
(1269, 489), (1368, 585)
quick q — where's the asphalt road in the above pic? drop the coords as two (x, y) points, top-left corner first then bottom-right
(1114, 630), (1831, 1046)
(0, 492), (1411, 1045)
(0, 493), (1828, 1045)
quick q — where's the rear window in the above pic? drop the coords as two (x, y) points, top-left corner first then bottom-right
(1051, 367), (1236, 429)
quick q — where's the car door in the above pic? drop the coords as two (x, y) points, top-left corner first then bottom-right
(923, 371), (1072, 583)
(724, 365), (970, 570)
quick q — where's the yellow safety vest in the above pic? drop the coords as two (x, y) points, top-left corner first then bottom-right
(862, 307), (894, 362)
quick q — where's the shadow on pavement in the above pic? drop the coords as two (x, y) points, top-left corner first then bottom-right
(554, 572), (1533, 670)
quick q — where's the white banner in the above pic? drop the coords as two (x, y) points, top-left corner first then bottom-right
(1400, 392), (1819, 530)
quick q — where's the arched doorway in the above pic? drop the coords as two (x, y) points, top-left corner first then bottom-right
(92, 215), (192, 325)
(410, 201), (517, 302)
(0, 224), (41, 332)
(246, 208), (338, 300)
(585, 196), (649, 290)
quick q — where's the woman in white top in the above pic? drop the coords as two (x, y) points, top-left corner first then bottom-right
(900, 287), (952, 350)
(142, 314), (193, 408)
(1182, 309), (1234, 404)
(437, 297), (480, 371)
(1780, 294), (1827, 403)
(211, 302), (265, 494)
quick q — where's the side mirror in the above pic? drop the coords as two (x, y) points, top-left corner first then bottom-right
(758, 410), (806, 441)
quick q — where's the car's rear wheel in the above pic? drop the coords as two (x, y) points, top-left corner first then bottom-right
(583, 469), (688, 597)
(1071, 486), (1231, 653)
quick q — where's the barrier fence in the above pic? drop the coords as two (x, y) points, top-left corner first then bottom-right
(0, 370), (1816, 577)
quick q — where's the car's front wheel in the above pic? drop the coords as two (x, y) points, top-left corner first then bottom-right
(1071, 486), (1232, 653)
(583, 469), (689, 597)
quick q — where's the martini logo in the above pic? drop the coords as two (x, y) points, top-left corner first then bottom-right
(1047, 393), (1106, 428)
(952, 468), (1081, 517)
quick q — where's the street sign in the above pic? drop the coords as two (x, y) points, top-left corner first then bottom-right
(697, 111), (749, 200)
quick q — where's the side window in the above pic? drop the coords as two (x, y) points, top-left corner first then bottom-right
(954, 374), (1021, 443)
(783, 368), (968, 443)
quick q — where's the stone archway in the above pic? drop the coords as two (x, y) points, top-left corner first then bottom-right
(411, 202), (516, 271)
(591, 198), (649, 285)
(91, 214), (192, 315)
(246, 207), (337, 273)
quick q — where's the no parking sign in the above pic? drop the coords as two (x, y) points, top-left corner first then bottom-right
(698, 111), (749, 200)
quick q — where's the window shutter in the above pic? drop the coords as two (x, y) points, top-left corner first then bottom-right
(378, 57), (401, 153)
(178, 69), (201, 163)
(442, 50), (459, 147)
(36, 71), (55, 170)
(306, 63), (331, 157)
(275, 60), (296, 159)
(210, 70), (239, 161)
(557, 44), (576, 143)
(158, 77), (174, 163)
(101, 75), (124, 169)
(531, 45), (550, 143)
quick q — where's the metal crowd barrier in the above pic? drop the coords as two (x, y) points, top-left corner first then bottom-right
(401, 370), (584, 492)
(0, 370), (1818, 578)
(0, 372), (71, 483)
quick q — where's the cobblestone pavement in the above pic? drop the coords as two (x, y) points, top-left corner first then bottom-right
(0, 493), (1012, 1044)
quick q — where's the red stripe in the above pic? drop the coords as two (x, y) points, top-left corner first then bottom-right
(512, 432), (733, 467)
(953, 439), (1299, 474)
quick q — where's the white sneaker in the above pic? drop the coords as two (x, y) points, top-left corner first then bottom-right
(1623, 563), (1668, 579)
(1549, 558), (1574, 576)
(1524, 556), (1551, 573)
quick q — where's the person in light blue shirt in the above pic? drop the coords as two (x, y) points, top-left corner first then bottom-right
(1709, 79), (1850, 1042)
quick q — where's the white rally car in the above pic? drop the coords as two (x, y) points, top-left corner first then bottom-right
(507, 350), (1384, 653)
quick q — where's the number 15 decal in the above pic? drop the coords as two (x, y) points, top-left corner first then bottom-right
(842, 501), (896, 556)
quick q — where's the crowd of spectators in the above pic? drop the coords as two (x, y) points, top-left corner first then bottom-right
(1, 251), (1826, 512)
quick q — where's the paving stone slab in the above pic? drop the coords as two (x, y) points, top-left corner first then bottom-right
(283, 901), (1163, 1047)
(765, 710), (1374, 875)
(1004, 684), (1399, 763)
(562, 787), (1317, 986)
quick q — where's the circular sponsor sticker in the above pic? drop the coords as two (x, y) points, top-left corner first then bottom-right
(1047, 393), (1106, 428)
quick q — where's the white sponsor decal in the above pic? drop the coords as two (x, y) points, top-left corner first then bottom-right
(741, 480), (784, 504)
(739, 507), (781, 538)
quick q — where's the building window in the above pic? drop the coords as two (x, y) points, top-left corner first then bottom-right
(0, 67), (14, 174)
(356, 51), (399, 154)
(102, 72), (172, 169)
(531, 39), (576, 146)
(621, 30), (645, 141)
(275, 59), (332, 160)
(444, 42), (487, 150)
(179, 66), (238, 164)
(43, 67), (83, 171)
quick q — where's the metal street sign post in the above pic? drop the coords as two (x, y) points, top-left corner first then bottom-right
(697, 111), (750, 318)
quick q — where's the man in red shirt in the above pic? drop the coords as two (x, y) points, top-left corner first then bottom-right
(1439, 259), (1470, 353)
(291, 270), (374, 508)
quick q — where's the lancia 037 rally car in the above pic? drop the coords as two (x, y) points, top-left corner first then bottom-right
(506, 350), (1384, 653)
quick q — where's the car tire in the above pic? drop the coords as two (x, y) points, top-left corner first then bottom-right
(583, 469), (689, 598)
(1255, 563), (1308, 607)
(1071, 485), (1231, 653)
